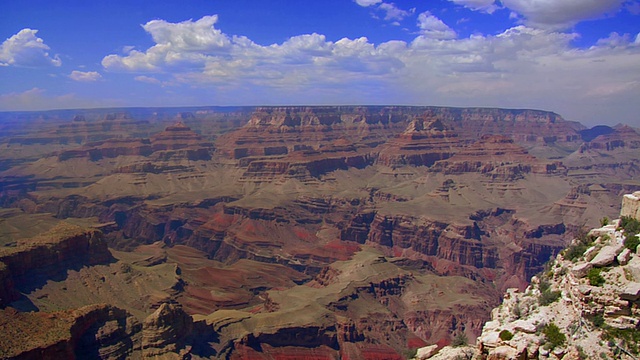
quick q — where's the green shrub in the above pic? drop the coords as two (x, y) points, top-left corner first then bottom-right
(499, 329), (514, 341)
(588, 268), (605, 287)
(539, 289), (561, 306)
(600, 217), (609, 227)
(565, 228), (596, 262)
(601, 327), (640, 355)
(543, 322), (566, 349)
(564, 243), (588, 261)
(452, 332), (468, 347)
(619, 216), (640, 234)
(624, 233), (640, 251)
(591, 313), (605, 328)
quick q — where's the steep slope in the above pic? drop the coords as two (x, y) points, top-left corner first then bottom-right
(414, 191), (640, 360)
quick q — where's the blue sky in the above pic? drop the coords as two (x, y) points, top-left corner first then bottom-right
(1, 0), (639, 127)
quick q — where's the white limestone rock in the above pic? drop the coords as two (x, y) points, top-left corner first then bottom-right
(590, 243), (624, 267)
(583, 246), (599, 261)
(571, 262), (592, 278)
(617, 248), (632, 266)
(427, 346), (476, 360)
(487, 345), (521, 360)
(480, 331), (502, 349)
(415, 344), (439, 360)
(619, 282), (640, 301)
(512, 319), (537, 334)
(626, 256), (640, 282)
(621, 191), (640, 220)
(588, 225), (617, 238)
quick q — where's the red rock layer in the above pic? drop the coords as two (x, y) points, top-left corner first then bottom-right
(431, 135), (565, 180)
(376, 117), (462, 167)
(579, 125), (640, 153)
(56, 121), (214, 162)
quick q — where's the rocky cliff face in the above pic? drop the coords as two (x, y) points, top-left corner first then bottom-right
(0, 223), (112, 306)
(413, 194), (640, 360)
(376, 117), (461, 167)
(216, 106), (581, 181)
(57, 122), (214, 163)
(431, 135), (565, 180)
(0, 303), (141, 360)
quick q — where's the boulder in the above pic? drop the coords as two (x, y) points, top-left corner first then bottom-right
(590, 244), (624, 267)
(621, 191), (640, 220)
(428, 346), (477, 360)
(512, 319), (537, 334)
(415, 344), (439, 359)
(619, 282), (640, 301)
(626, 256), (640, 282)
(571, 262), (592, 278)
(487, 345), (522, 360)
(583, 246), (599, 261)
(588, 225), (617, 238)
(480, 331), (502, 349)
(617, 248), (632, 266)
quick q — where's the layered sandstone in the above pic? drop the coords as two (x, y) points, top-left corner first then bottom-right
(376, 117), (461, 167)
(431, 135), (565, 180)
(0, 223), (112, 306)
(56, 122), (213, 163)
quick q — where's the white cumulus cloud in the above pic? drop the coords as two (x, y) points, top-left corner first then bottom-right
(101, 14), (640, 126)
(417, 12), (457, 39)
(354, 0), (382, 6)
(449, 0), (500, 13)
(500, 0), (626, 27)
(0, 29), (61, 67)
(69, 70), (102, 82)
(378, 3), (411, 20)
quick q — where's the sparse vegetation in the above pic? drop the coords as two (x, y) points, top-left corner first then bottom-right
(619, 216), (640, 234)
(600, 217), (609, 227)
(403, 348), (418, 359)
(619, 215), (640, 251)
(589, 311), (640, 355)
(588, 267), (605, 287)
(591, 313), (605, 328)
(542, 322), (566, 349)
(499, 329), (514, 341)
(538, 279), (561, 305)
(624, 233), (640, 251)
(452, 332), (468, 347)
(564, 227), (596, 262)
(576, 345), (587, 359)
(511, 302), (521, 319)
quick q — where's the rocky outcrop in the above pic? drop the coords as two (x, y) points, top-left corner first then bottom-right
(579, 125), (640, 153)
(57, 122), (214, 163)
(0, 303), (141, 360)
(414, 217), (640, 359)
(58, 138), (153, 161)
(376, 117), (461, 167)
(142, 303), (210, 359)
(0, 223), (113, 306)
(431, 135), (565, 180)
(412, 194), (640, 360)
(621, 191), (640, 220)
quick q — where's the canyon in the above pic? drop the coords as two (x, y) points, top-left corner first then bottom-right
(0, 106), (639, 359)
